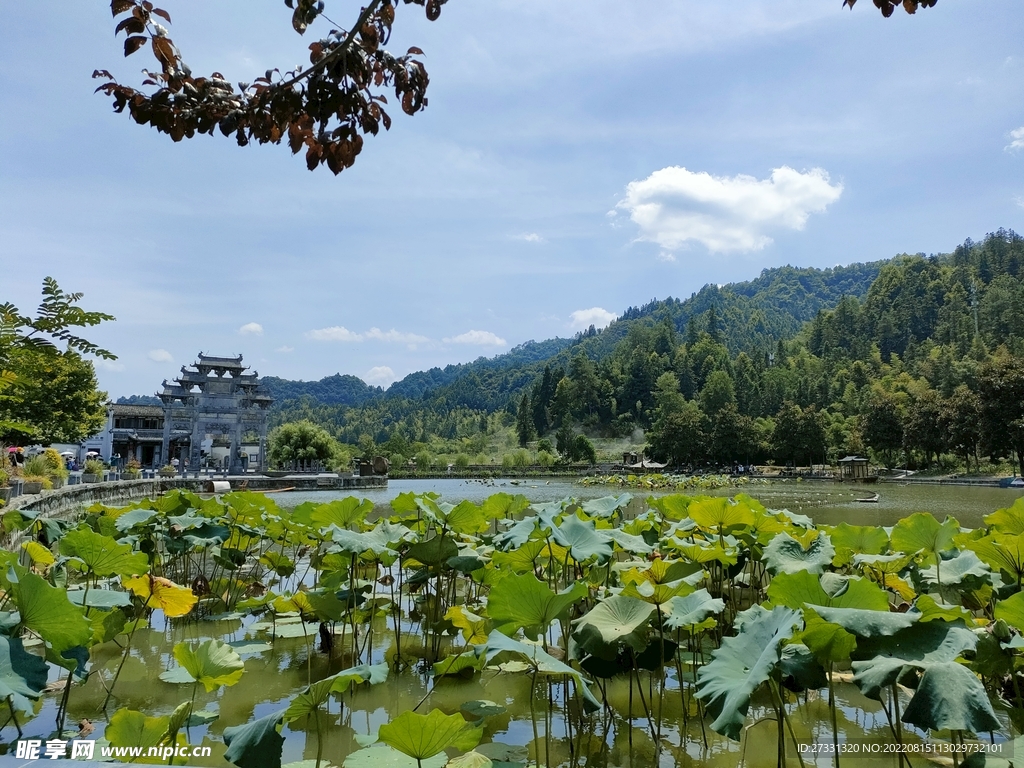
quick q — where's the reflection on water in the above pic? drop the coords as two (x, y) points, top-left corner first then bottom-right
(283, 477), (1024, 529)
(21, 479), (1024, 766)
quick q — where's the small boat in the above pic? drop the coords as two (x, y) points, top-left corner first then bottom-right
(855, 493), (880, 503)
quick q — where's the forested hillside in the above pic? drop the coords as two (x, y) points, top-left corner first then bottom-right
(268, 256), (888, 457)
(268, 231), (1024, 475)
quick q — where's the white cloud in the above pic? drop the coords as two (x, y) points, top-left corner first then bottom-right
(363, 327), (430, 344)
(95, 359), (126, 372)
(306, 326), (428, 344)
(656, 251), (676, 263)
(148, 349), (173, 363)
(365, 366), (397, 386)
(275, 345), (294, 353)
(617, 165), (843, 254)
(513, 232), (545, 243)
(1008, 126), (1024, 151)
(306, 326), (361, 342)
(569, 307), (617, 330)
(239, 322), (264, 336)
(444, 330), (507, 346)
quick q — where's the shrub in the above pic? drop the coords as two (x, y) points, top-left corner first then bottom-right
(0, 468), (9, 487)
(84, 459), (106, 476)
(501, 453), (515, 469)
(158, 464), (177, 477)
(24, 455), (51, 477)
(454, 454), (470, 470)
(512, 449), (531, 468)
(537, 438), (554, 454)
(42, 448), (69, 480)
(536, 450), (555, 468)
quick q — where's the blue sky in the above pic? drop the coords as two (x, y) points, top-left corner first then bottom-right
(2, 1), (1022, 398)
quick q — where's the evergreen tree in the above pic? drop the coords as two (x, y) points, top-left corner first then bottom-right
(515, 392), (535, 447)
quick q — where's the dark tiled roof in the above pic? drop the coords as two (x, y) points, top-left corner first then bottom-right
(109, 404), (164, 417)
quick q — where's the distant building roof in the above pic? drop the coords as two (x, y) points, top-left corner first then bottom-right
(109, 404), (164, 418)
(838, 456), (868, 463)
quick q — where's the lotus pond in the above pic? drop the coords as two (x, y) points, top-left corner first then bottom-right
(3, 487), (1024, 767)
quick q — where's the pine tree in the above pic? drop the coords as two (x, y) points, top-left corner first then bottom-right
(516, 392), (535, 447)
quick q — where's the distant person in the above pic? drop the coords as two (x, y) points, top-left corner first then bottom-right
(171, 457), (179, 471)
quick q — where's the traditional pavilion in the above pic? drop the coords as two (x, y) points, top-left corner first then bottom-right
(157, 353), (274, 474)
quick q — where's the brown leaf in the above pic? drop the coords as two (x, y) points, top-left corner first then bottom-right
(407, 46), (425, 56)
(111, 0), (134, 16)
(903, 0), (917, 12)
(124, 36), (148, 57)
(426, 0), (442, 22)
(115, 17), (145, 35)
(151, 7), (171, 23)
(151, 36), (175, 67)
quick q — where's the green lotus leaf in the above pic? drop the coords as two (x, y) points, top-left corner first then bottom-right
(670, 540), (738, 566)
(620, 576), (693, 606)
(442, 500), (489, 535)
(890, 513), (959, 564)
(0, 635), (48, 716)
(762, 531), (835, 576)
(480, 630), (601, 713)
(852, 553), (913, 576)
(14, 572), (91, 653)
(446, 752), (493, 768)
(114, 507), (159, 532)
(283, 662), (389, 723)
(550, 513), (614, 564)
(968, 532), (1024, 585)
(910, 594), (974, 623)
(183, 523), (231, 547)
(170, 638), (245, 692)
(259, 551), (296, 578)
(105, 708), (170, 752)
(605, 528), (653, 555)
(492, 517), (541, 551)
(581, 494), (633, 518)
(223, 710), (285, 768)
(406, 536), (460, 567)
(662, 589), (725, 630)
(573, 595), (655, 659)
(984, 498), (1024, 535)
(920, 550), (991, 588)
(303, 593), (348, 622)
(166, 512), (208, 530)
(331, 528), (399, 557)
(480, 492), (531, 521)
(433, 651), (485, 677)
(475, 742), (529, 763)
(780, 642), (828, 692)
(797, 609), (857, 663)
(646, 494), (692, 521)
(60, 527), (150, 577)
(378, 709), (482, 761)
(850, 621), (979, 700)
(695, 606), (802, 740)
(901, 660), (1001, 733)
(487, 573), (587, 639)
(689, 497), (755, 535)
(813, 605), (918, 637)
(830, 523), (889, 566)
(767, 570), (888, 612)
(311, 497), (374, 531)
(994, 591), (1024, 632)
(67, 588), (132, 609)
(90, 607), (128, 645)
(460, 700), (507, 719)
(447, 553), (487, 573)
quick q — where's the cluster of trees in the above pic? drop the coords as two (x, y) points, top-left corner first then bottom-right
(271, 229), (1024, 476)
(0, 279), (113, 447)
